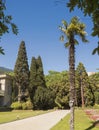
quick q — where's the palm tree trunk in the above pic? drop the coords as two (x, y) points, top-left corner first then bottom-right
(69, 37), (75, 130)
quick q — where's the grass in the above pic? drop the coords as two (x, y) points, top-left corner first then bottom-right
(51, 109), (99, 130)
(0, 109), (52, 124)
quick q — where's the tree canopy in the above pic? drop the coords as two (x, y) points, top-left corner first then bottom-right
(67, 0), (99, 54)
(0, 0), (18, 54)
(14, 41), (29, 102)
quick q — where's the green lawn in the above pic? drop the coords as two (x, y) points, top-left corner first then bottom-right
(0, 110), (52, 124)
(51, 109), (99, 130)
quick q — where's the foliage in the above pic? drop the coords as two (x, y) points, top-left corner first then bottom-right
(36, 56), (46, 87)
(0, 0), (18, 54)
(94, 104), (99, 109)
(33, 86), (55, 110)
(67, 0), (99, 54)
(29, 56), (46, 107)
(11, 99), (33, 110)
(94, 92), (99, 104)
(14, 41), (29, 102)
(45, 71), (69, 109)
(26, 100), (33, 110)
(11, 102), (22, 110)
(59, 16), (88, 46)
(76, 62), (95, 106)
(29, 57), (37, 101)
(89, 72), (99, 104)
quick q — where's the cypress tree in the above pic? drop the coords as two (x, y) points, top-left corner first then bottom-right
(29, 56), (47, 108)
(36, 56), (46, 87)
(29, 57), (37, 102)
(14, 41), (29, 102)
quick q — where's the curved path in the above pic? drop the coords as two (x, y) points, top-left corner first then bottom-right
(0, 110), (70, 130)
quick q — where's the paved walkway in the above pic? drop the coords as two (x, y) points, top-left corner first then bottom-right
(0, 110), (70, 130)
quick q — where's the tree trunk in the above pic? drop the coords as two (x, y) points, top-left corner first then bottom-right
(69, 37), (75, 130)
(81, 76), (84, 108)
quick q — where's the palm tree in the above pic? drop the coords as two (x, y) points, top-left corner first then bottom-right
(59, 16), (88, 130)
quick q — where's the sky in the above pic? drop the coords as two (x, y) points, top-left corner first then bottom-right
(0, 0), (99, 75)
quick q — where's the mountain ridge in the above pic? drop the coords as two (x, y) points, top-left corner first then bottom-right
(0, 67), (13, 74)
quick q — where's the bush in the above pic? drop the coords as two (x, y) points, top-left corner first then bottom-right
(93, 104), (99, 109)
(22, 102), (27, 110)
(26, 100), (33, 110)
(11, 100), (33, 110)
(11, 102), (22, 110)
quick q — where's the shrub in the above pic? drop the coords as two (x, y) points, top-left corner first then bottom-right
(11, 102), (22, 110)
(22, 102), (27, 110)
(93, 104), (99, 109)
(26, 100), (33, 110)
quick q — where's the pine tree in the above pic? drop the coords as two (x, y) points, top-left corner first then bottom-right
(14, 41), (29, 102)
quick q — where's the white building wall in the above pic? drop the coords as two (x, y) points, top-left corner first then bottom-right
(0, 74), (12, 107)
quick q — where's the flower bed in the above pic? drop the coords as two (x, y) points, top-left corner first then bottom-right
(85, 109), (99, 127)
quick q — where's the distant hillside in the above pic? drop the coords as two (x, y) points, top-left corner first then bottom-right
(0, 67), (13, 74)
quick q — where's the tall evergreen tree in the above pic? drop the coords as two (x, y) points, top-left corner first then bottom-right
(36, 56), (46, 87)
(29, 57), (37, 102)
(76, 62), (95, 107)
(29, 56), (46, 107)
(14, 41), (29, 102)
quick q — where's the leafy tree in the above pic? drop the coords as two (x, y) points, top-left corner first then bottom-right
(89, 72), (99, 104)
(33, 86), (55, 110)
(0, 0), (18, 54)
(67, 0), (99, 54)
(59, 16), (88, 130)
(14, 41), (29, 102)
(45, 70), (70, 109)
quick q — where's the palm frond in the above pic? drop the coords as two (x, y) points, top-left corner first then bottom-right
(71, 16), (79, 24)
(74, 39), (79, 45)
(59, 26), (66, 33)
(92, 48), (98, 55)
(64, 42), (70, 48)
(92, 42), (99, 55)
(60, 35), (64, 41)
(62, 20), (68, 29)
(79, 33), (88, 43)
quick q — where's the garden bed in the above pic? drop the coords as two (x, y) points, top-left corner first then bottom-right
(85, 109), (99, 127)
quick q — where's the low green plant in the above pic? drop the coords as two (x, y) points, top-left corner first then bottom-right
(93, 104), (99, 109)
(11, 99), (33, 110)
(26, 100), (33, 110)
(21, 102), (27, 110)
(11, 102), (22, 110)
